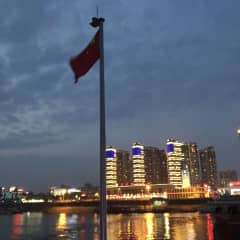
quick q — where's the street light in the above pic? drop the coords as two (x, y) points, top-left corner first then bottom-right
(146, 185), (151, 192)
(146, 184), (151, 197)
(237, 128), (240, 138)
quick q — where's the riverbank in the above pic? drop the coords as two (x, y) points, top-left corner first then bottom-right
(0, 198), (211, 214)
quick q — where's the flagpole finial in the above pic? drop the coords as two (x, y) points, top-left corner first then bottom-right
(96, 6), (99, 18)
(90, 17), (105, 28)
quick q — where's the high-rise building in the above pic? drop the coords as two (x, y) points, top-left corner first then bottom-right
(105, 146), (118, 188)
(182, 163), (191, 188)
(199, 146), (218, 189)
(166, 139), (185, 187)
(219, 170), (238, 188)
(182, 142), (201, 186)
(159, 149), (169, 184)
(144, 146), (168, 184)
(132, 143), (145, 185)
(116, 149), (132, 186)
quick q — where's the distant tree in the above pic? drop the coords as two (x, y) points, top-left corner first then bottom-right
(27, 191), (34, 198)
(84, 182), (93, 188)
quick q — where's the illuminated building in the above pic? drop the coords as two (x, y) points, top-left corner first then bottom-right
(229, 181), (240, 195)
(144, 146), (168, 184)
(106, 183), (173, 199)
(105, 146), (118, 187)
(49, 187), (67, 197)
(166, 139), (185, 187)
(219, 170), (238, 188)
(49, 186), (81, 197)
(167, 186), (209, 199)
(182, 164), (191, 188)
(199, 146), (218, 189)
(9, 186), (17, 192)
(182, 142), (201, 186)
(116, 149), (132, 186)
(132, 143), (145, 185)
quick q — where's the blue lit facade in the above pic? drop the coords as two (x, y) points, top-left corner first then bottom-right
(166, 139), (185, 187)
(105, 146), (117, 187)
(167, 143), (174, 153)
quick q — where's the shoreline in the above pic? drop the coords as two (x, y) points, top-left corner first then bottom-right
(0, 198), (211, 214)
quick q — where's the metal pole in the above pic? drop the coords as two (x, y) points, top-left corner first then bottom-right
(90, 17), (107, 240)
(99, 19), (107, 240)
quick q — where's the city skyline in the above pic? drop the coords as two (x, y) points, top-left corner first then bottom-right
(0, 138), (231, 192)
(0, 0), (240, 191)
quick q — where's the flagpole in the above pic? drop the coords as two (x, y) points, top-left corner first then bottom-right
(90, 17), (107, 240)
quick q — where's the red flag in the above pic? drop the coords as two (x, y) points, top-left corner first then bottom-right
(69, 30), (100, 83)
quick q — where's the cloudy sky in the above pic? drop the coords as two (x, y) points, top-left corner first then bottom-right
(0, 0), (239, 192)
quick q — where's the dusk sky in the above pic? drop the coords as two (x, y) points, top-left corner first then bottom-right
(0, 0), (240, 192)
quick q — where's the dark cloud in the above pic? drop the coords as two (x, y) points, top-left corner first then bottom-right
(0, 0), (239, 191)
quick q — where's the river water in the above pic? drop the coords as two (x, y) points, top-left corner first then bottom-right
(0, 211), (214, 240)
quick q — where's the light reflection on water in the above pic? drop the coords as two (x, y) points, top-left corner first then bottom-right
(55, 212), (99, 240)
(164, 213), (170, 239)
(10, 212), (43, 239)
(0, 211), (214, 240)
(107, 212), (212, 240)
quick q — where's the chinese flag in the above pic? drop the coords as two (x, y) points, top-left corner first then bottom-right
(69, 30), (100, 83)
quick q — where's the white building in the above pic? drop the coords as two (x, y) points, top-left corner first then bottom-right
(166, 139), (185, 188)
(132, 142), (145, 185)
(105, 146), (118, 188)
(49, 187), (81, 197)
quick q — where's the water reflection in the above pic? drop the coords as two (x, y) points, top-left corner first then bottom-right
(164, 213), (170, 239)
(68, 214), (78, 225)
(108, 213), (169, 239)
(55, 212), (100, 240)
(94, 214), (100, 240)
(170, 213), (199, 240)
(1, 212), (214, 239)
(145, 213), (153, 238)
(11, 214), (23, 238)
(206, 213), (214, 240)
(11, 212), (43, 239)
(108, 212), (213, 240)
(56, 213), (67, 230)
